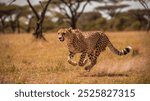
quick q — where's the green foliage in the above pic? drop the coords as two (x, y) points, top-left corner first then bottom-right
(78, 12), (105, 30)
(106, 13), (147, 31)
(128, 21), (141, 30)
(0, 1), (148, 33)
(113, 17), (125, 31)
(0, 3), (19, 15)
(42, 17), (57, 32)
(76, 10), (147, 31)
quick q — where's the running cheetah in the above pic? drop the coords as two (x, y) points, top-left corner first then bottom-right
(57, 27), (132, 71)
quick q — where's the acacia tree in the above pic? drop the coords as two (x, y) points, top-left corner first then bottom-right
(120, 0), (150, 32)
(129, 9), (150, 28)
(0, 4), (7, 33)
(53, 0), (91, 29)
(15, 5), (35, 33)
(95, 4), (129, 18)
(16, 5), (31, 33)
(11, 0), (52, 39)
(9, 8), (21, 33)
(94, 0), (129, 18)
(0, 16), (6, 33)
(0, 3), (17, 33)
(26, 0), (52, 40)
(9, 5), (32, 33)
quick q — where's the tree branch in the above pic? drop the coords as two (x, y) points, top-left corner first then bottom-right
(68, 4), (75, 17)
(75, 0), (81, 12)
(8, 0), (16, 5)
(58, 6), (71, 19)
(39, 1), (44, 10)
(61, 0), (75, 18)
(39, 0), (51, 24)
(77, 1), (89, 18)
(61, 0), (68, 5)
(139, 0), (149, 9)
(26, 0), (40, 20)
(57, 0), (90, 29)
(139, 0), (150, 32)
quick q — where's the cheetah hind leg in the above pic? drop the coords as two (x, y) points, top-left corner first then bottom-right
(79, 59), (88, 66)
(85, 48), (100, 71)
(84, 53), (97, 72)
(82, 59), (88, 66)
(85, 57), (97, 72)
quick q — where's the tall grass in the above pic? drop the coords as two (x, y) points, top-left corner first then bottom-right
(0, 31), (149, 84)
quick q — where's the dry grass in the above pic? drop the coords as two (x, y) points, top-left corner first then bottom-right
(0, 31), (150, 84)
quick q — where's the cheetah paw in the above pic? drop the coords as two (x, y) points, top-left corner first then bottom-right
(84, 66), (91, 72)
(68, 60), (77, 66)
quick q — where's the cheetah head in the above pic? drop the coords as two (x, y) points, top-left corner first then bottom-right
(57, 27), (72, 42)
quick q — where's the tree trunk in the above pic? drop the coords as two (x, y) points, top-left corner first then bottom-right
(0, 18), (5, 33)
(71, 18), (77, 29)
(10, 16), (16, 33)
(33, 21), (45, 40)
(33, 21), (46, 40)
(71, 22), (76, 29)
(16, 19), (20, 33)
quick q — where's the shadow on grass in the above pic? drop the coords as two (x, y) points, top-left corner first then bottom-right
(78, 72), (129, 77)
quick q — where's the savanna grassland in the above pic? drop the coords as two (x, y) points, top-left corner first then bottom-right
(0, 31), (150, 84)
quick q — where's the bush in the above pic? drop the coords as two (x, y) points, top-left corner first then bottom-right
(126, 21), (141, 31)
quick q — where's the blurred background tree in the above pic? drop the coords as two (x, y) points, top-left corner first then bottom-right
(52, 0), (92, 29)
(95, 4), (129, 18)
(0, 0), (149, 34)
(0, 3), (19, 33)
(26, 0), (51, 40)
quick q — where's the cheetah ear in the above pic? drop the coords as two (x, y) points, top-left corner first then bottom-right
(68, 27), (72, 33)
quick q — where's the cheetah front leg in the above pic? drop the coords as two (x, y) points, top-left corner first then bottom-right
(67, 52), (77, 66)
(78, 52), (87, 66)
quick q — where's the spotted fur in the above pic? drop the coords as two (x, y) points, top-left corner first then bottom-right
(57, 28), (132, 71)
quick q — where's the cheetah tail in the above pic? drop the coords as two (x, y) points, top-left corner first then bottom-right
(107, 42), (132, 56)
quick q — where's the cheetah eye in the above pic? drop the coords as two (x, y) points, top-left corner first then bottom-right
(62, 33), (66, 35)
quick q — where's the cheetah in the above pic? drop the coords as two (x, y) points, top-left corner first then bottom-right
(57, 27), (132, 71)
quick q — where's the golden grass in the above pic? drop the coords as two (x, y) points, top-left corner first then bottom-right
(0, 31), (150, 84)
